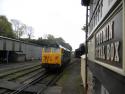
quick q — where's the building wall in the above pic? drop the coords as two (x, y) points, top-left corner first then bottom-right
(0, 36), (42, 61)
(88, 60), (125, 94)
(83, 0), (125, 94)
(0, 38), (4, 50)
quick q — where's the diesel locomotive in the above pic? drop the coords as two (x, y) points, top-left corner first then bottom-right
(41, 44), (71, 70)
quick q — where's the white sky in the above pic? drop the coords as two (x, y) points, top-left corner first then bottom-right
(0, 0), (86, 50)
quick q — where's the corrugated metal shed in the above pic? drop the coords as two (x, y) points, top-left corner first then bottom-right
(6, 39), (13, 51)
(0, 38), (3, 50)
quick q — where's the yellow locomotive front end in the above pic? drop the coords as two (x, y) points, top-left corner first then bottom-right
(42, 47), (62, 70)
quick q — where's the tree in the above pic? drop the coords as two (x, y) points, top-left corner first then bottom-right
(18, 24), (26, 38)
(38, 37), (42, 41)
(11, 19), (26, 39)
(79, 43), (85, 54)
(47, 34), (55, 40)
(56, 37), (65, 43)
(0, 16), (16, 38)
(26, 26), (34, 39)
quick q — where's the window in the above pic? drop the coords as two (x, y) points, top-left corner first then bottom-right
(44, 48), (51, 52)
(51, 48), (60, 53)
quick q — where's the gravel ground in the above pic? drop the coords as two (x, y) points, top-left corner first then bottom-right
(57, 58), (84, 94)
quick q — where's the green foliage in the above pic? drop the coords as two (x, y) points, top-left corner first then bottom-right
(38, 37), (42, 40)
(21, 34), (72, 51)
(0, 16), (16, 38)
(56, 37), (72, 51)
(46, 34), (55, 40)
(56, 37), (65, 43)
(11, 19), (26, 39)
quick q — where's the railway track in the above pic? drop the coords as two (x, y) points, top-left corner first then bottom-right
(0, 69), (46, 94)
(1, 65), (41, 81)
(37, 71), (64, 94)
(9, 71), (48, 94)
(0, 60), (73, 94)
(0, 68), (64, 94)
(0, 62), (40, 73)
(0, 64), (41, 79)
(0, 62), (43, 94)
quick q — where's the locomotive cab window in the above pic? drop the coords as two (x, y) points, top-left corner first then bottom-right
(44, 48), (51, 53)
(51, 48), (60, 53)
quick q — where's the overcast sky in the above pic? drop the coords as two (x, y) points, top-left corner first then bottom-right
(0, 0), (86, 50)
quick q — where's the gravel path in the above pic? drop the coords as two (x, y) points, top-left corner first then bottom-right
(57, 58), (84, 94)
